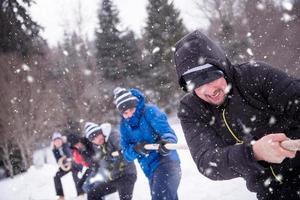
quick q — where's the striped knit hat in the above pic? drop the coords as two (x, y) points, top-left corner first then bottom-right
(84, 122), (102, 141)
(113, 87), (138, 113)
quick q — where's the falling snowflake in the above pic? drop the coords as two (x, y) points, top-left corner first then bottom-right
(83, 69), (92, 76)
(281, 13), (294, 23)
(225, 83), (232, 94)
(63, 50), (69, 56)
(256, 3), (265, 10)
(152, 47), (160, 54)
(198, 57), (205, 65)
(263, 177), (271, 187)
(269, 116), (276, 125)
(241, 123), (252, 134)
(21, 64), (30, 71)
(204, 168), (213, 176)
(282, 1), (293, 11)
(27, 75), (34, 83)
(209, 116), (215, 126)
(186, 81), (195, 92)
(246, 48), (254, 56)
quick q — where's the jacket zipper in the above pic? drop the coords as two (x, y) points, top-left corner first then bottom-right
(221, 108), (282, 184)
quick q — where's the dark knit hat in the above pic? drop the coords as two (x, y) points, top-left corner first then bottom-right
(67, 133), (81, 148)
(113, 87), (138, 113)
(182, 64), (224, 91)
(174, 30), (228, 92)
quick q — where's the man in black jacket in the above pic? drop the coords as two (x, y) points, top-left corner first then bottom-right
(83, 122), (137, 200)
(52, 132), (84, 200)
(174, 30), (300, 200)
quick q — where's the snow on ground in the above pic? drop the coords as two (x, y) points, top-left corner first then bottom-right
(0, 119), (257, 200)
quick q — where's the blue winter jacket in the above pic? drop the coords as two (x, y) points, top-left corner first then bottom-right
(119, 89), (180, 179)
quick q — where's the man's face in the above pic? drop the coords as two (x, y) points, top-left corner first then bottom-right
(53, 138), (63, 148)
(91, 133), (105, 145)
(122, 107), (136, 119)
(194, 77), (228, 106)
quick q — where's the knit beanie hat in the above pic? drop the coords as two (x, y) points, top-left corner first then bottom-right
(67, 133), (81, 148)
(52, 132), (62, 141)
(84, 122), (102, 142)
(113, 87), (138, 113)
(182, 64), (224, 91)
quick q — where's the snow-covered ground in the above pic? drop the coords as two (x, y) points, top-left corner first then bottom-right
(0, 120), (257, 200)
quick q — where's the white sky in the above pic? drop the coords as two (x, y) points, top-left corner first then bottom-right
(29, 0), (209, 46)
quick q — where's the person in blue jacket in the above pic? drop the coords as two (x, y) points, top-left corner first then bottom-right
(113, 87), (181, 200)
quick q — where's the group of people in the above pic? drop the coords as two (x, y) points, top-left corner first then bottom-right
(52, 30), (299, 200)
(51, 87), (181, 200)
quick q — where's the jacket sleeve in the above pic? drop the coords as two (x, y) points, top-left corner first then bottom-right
(62, 143), (72, 158)
(239, 61), (300, 122)
(52, 148), (61, 162)
(119, 122), (140, 162)
(145, 105), (178, 143)
(178, 99), (264, 181)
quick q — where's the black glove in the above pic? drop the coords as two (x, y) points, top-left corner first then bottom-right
(134, 142), (149, 156)
(158, 139), (171, 156)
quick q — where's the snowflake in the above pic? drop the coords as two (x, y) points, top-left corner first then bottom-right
(186, 81), (195, 92)
(263, 177), (271, 187)
(27, 75), (34, 83)
(83, 69), (92, 76)
(21, 64), (30, 71)
(281, 13), (294, 23)
(269, 116), (276, 125)
(246, 48), (254, 56)
(209, 117), (215, 126)
(256, 3), (265, 10)
(63, 50), (69, 56)
(224, 83), (232, 94)
(152, 47), (160, 54)
(204, 168), (213, 176)
(282, 1), (293, 11)
(209, 162), (218, 167)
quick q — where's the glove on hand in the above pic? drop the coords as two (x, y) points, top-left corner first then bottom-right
(158, 139), (171, 156)
(134, 142), (149, 156)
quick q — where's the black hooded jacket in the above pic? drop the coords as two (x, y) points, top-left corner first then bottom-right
(175, 31), (300, 197)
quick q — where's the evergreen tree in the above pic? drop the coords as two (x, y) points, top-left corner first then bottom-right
(0, 0), (42, 55)
(144, 0), (186, 109)
(95, 0), (123, 80)
(119, 31), (143, 85)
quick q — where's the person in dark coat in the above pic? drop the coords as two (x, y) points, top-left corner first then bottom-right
(113, 87), (181, 200)
(174, 30), (300, 200)
(67, 133), (95, 199)
(52, 132), (84, 200)
(83, 121), (137, 200)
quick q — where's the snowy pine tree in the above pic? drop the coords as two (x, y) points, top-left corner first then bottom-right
(144, 0), (186, 109)
(95, 0), (124, 80)
(0, 0), (43, 55)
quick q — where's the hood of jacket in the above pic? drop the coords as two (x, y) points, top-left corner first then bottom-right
(174, 30), (233, 91)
